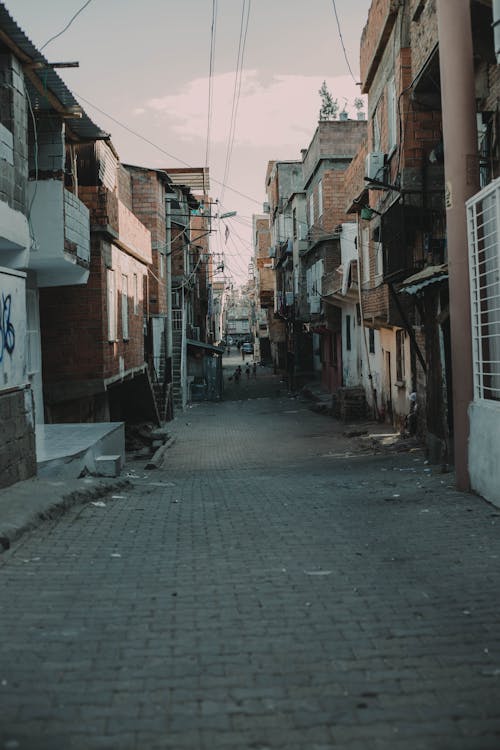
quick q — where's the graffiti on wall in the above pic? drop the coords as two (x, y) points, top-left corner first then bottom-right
(0, 268), (26, 391)
(0, 293), (15, 363)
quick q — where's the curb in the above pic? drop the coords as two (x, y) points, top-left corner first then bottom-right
(146, 437), (176, 470)
(0, 476), (130, 552)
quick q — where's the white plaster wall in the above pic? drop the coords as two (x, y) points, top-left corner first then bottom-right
(359, 327), (383, 413)
(340, 223), (358, 264)
(342, 304), (360, 386)
(469, 400), (500, 507)
(27, 180), (64, 255)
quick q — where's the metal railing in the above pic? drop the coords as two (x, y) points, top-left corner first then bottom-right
(467, 177), (500, 401)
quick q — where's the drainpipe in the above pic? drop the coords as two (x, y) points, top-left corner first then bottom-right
(436, 0), (479, 490)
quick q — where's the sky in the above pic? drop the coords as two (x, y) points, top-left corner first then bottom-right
(9, 0), (372, 284)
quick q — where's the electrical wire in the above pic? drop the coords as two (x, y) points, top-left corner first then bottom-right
(204, 0), (218, 194)
(330, 0), (358, 85)
(219, 0), (251, 205)
(73, 91), (263, 206)
(40, 0), (94, 52)
(23, 81), (38, 249)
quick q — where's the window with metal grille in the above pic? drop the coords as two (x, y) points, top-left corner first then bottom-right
(467, 178), (500, 401)
(122, 274), (129, 341)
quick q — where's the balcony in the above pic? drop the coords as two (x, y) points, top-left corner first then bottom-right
(79, 186), (152, 266)
(0, 198), (30, 269)
(27, 180), (90, 287)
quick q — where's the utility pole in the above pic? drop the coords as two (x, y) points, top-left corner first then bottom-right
(436, 0), (479, 490)
(166, 197), (173, 377)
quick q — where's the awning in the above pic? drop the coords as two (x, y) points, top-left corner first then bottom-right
(400, 264), (448, 295)
(186, 339), (224, 354)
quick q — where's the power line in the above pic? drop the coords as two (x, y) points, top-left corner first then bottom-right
(220, 0), (251, 205)
(330, 0), (358, 85)
(73, 91), (263, 205)
(204, 0), (218, 193)
(40, 0), (94, 52)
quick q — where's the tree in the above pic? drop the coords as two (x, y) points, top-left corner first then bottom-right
(318, 81), (339, 121)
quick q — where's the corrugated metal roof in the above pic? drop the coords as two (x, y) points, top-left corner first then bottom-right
(400, 264), (449, 295)
(0, 3), (109, 141)
(166, 168), (210, 192)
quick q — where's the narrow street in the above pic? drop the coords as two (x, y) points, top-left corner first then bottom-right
(1, 369), (500, 750)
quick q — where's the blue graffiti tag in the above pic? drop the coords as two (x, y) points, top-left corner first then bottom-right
(0, 294), (15, 363)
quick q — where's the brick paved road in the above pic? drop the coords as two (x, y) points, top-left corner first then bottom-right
(1, 396), (500, 750)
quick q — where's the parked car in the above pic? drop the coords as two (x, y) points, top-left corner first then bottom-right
(241, 342), (253, 354)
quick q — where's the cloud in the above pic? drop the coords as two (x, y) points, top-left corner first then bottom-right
(144, 70), (365, 149)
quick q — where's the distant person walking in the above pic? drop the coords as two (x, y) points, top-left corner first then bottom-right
(252, 362), (257, 378)
(245, 363), (250, 379)
(241, 348), (245, 361)
(234, 366), (241, 384)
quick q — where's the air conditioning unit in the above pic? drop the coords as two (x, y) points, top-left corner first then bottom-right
(263, 202), (270, 213)
(365, 152), (385, 181)
(269, 245), (276, 258)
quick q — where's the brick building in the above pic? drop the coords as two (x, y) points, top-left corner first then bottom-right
(299, 119), (367, 393)
(40, 140), (155, 424)
(252, 214), (273, 363)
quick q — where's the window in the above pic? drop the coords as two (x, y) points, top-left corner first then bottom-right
(160, 252), (164, 278)
(387, 76), (397, 152)
(107, 269), (116, 342)
(396, 329), (406, 381)
(122, 274), (129, 340)
(293, 208), (297, 239)
(133, 273), (138, 314)
(345, 314), (351, 351)
(369, 328), (375, 354)
(468, 179), (500, 400)
(309, 193), (314, 227)
(318, 180), (323, 218)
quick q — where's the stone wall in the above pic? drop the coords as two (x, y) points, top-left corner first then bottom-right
(0, 387), (36, 489)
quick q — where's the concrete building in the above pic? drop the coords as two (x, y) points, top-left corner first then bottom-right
(0, 4), (108, 487)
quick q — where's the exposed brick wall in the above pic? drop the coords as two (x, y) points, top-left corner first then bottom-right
(343, 138), (368, 211)
(40, 237), (148, 388)
(0, 53), (28, 214)
(360, 0), (400, 93)
(171, 225), (186, 280)
(0, 388), (36, 489)
(117, 165), (133, 211)
(79, 185), (119, 233)
(128, 168), (167, 316)
(303, 121), (367, 188)
(409, 0), (438, 78)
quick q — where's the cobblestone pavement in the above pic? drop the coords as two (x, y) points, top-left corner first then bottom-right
(1, 394), (500, 750)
